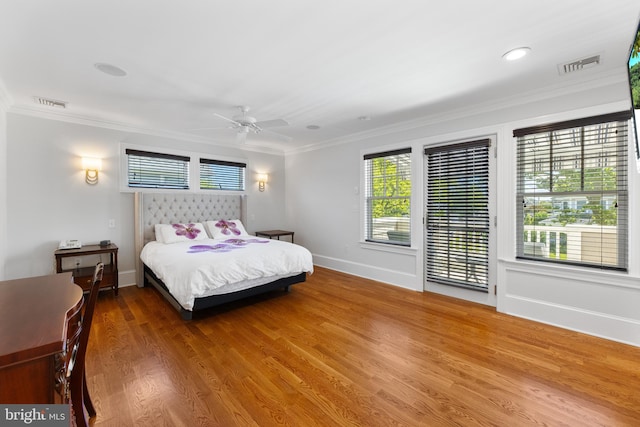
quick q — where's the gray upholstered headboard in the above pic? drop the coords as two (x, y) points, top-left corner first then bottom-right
(134, 192), (247, 287)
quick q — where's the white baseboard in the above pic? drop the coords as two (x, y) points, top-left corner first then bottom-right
(118, 269), (137, 288)
(499, 260), (640, 347)
(312, 254), (419, 291)
(503, 294), (640, 347)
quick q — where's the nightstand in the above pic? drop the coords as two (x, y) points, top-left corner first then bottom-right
(54, 243), (119, 295)
(254, 230), (295, 243)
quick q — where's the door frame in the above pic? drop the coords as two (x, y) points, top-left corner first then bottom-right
(422, 134), (497, 307)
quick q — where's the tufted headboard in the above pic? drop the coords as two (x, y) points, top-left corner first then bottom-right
(134, 192), (247, 287)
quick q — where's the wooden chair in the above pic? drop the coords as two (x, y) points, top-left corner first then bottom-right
(57, 289), (83, 404)
(70, 262), (103, 427)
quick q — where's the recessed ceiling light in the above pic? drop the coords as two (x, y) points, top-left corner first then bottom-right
(94, 63), (127, 77)
(502, 47), (531, 61)
(306, 125), (320, 130)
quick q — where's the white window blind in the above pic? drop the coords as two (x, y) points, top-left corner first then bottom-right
(364, 148), (411, 246)
(200, 159), (246, 191)
(126, 149), (189, 189)
(425, 140), (490, 291)
(514, 111), (630, 271)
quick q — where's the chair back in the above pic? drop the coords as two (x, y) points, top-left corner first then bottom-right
(68, 262), (103, 426)
(58, 292), (83, 400)
(75, 262), (103, 370)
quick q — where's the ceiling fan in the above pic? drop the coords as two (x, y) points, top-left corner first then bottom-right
(212, 106), (289, 143)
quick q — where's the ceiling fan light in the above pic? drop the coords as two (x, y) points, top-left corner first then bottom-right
(234, 115), (257, 124)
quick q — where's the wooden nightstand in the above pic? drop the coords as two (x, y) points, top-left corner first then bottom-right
(54, 243), (119, 295)
(254, 230), (295, 243)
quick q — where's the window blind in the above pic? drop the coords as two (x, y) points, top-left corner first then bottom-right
(514, 111), (630, 270)
(200, 159), (246, 191)
(364, 148), (412, 246)
(126, 149), (189, 189)
(425, 140), (490, 291)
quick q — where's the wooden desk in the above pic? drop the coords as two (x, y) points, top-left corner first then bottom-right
(255, 229), (295, 243)
(0, 272), (83, 403)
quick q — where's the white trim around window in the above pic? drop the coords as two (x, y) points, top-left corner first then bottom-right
(119, 143), (247, 194)
(360, 143), (416, 252)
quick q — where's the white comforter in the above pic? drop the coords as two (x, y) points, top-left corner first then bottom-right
(140, 237), (314, 310)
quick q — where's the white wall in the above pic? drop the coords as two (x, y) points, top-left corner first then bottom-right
(286, 139), (420, 289)
(0, 107), (6, 280)
(286, 77), (640, 346)
(4, 113), (287, 283)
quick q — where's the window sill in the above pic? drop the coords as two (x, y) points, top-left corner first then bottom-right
(500, 257), (639, 290)
(359, 241), (418, 255)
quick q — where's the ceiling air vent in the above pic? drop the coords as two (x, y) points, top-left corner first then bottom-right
(558, 55), (601, 75)
(34, 96), (67, 109)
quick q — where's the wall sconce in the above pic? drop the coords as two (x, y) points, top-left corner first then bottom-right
(82, 157), (102, 185)
(257, 173), (268, 192)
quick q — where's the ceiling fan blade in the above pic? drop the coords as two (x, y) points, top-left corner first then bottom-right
(213, 113), (240, 125)
(188, 126), (232, 131)
(255, 119), (289, 128)
(262, 128), (292, 142)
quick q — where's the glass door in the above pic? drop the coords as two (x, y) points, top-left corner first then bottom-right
(424, 138), (496, 306)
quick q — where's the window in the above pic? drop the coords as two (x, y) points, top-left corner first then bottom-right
(514, 111), (631, 270)
(200, 159), (246, 191)
(364, 148), (411, 246)
(126, 149), (189, 189)
(425, 140), (490, 291)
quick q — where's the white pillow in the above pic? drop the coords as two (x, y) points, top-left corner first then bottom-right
(155, 223), (208, 244)
(206, 219), (249, 239)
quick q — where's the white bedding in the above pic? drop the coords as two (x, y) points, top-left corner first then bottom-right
(140, 236), (314, 310)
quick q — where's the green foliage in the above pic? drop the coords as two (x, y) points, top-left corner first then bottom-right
(370, 157), (411, 218)
(524, 203), (617, 227)
(631, 27), (640, 108)
(534, 167), (618, 193)
(631, 62), (640, 109)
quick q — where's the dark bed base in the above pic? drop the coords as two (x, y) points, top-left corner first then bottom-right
(143, 264), (306, 320)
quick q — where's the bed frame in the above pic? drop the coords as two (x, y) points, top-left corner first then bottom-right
(134, 192), (306, 320)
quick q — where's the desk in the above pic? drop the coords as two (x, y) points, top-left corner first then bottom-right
(0, 272), (83, 403)
(255, 229), (295, 243)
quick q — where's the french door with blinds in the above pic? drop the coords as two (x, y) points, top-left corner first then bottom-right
(424, 138), (494, 299)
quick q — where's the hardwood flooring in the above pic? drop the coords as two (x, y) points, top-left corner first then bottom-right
(86, 267), (640, 426)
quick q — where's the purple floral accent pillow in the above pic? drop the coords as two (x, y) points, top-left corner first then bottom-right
(173, 223), (202, 239)
(216, 220), (241, 236)
(206, 219), (249, 239)
(155, 223), (208, 244)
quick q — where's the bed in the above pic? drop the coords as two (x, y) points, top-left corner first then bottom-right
(134, 192), (313, 320)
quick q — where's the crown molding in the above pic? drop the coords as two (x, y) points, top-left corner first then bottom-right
(7, 104), (286, 156)
(285, 68), (628, 155)
(4, 67), (628, 158)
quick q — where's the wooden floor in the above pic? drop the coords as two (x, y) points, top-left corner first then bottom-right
(86, 267), (640, 426)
